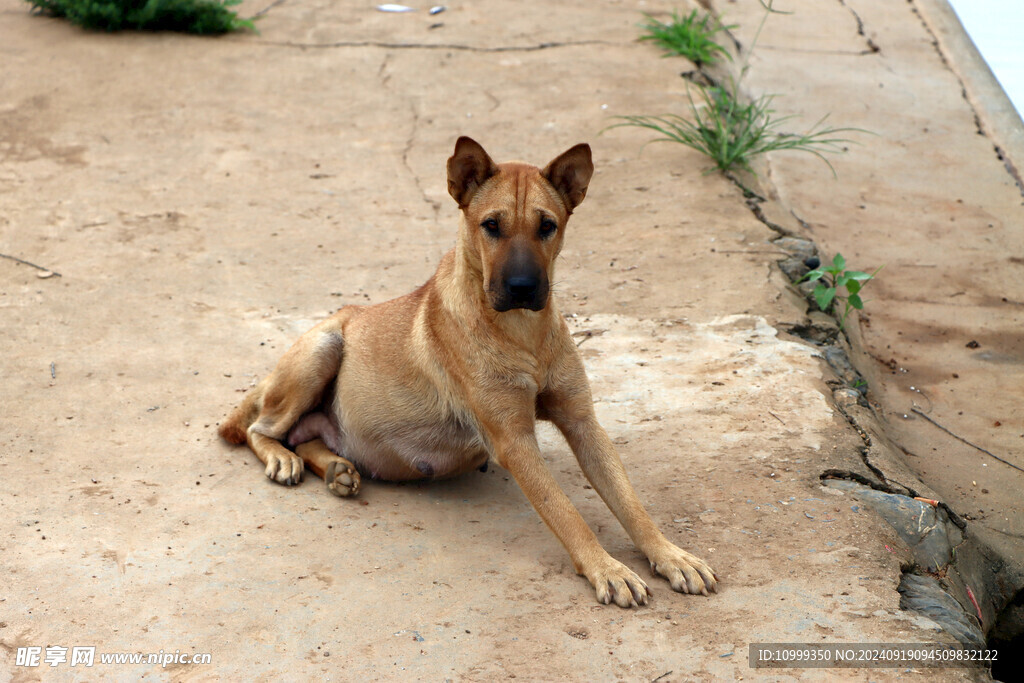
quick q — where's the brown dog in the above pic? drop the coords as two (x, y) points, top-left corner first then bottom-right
(218, 137), (717, 606)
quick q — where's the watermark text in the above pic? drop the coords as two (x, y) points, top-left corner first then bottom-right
(16, 646), (211, 668)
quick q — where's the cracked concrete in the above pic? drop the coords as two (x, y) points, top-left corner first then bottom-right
(902, 1), (1020, 187)
(399, 100), (442, 223)
(0, 0), (1009, 680)
(253, 39), (619, 52)
(835, 0), (881, 55)
(912, 0), (1024, 191)
(721, 0), (1023, 677)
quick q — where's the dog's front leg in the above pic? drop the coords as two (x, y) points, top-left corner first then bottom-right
(565, 416), (717, 596)
(540, 380), (718, 596)
(486, 425), (651, 607)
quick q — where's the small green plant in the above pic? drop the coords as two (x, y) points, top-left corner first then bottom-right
(611, 86), (855, 174)
(612, 1), (862, 175)
(798, 253), (880, 330)
(639, 9), (734, 66)
(27, 0), (255, 34)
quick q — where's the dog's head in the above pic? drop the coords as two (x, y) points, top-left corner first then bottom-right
(447, 137), (593, 313)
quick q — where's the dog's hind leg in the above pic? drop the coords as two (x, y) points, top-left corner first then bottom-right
(240, 313), (350, 486)
(289, 412), (361, 497)
(294, 438), (361, 497)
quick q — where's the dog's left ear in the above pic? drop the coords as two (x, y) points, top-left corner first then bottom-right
(542, 143), (594, 214)
(447, 136), (499, 209)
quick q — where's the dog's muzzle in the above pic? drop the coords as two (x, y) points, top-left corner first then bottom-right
(499, 274), (546, 311)
(490, 243), (549, 312)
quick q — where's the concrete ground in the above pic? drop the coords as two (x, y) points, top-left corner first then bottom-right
(1, 0), (1016, 680)
(729, 0), (1023, 675)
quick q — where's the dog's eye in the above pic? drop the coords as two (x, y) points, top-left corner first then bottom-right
(539, 219), (557, 238)
(481, 218), (500, 237)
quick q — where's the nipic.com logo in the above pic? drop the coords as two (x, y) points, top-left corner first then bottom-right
(16, 646), (211, 668)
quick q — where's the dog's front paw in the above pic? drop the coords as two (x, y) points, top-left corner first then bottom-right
(325, 458), (361, 497)
(585, 556), (651, 608)
(648, 543), (718, 596)
(265, 450), (303, 486)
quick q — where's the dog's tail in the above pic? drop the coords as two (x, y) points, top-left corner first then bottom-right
(218, 387), (263, 445)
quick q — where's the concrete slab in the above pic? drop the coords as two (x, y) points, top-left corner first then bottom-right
(0, 0), (998, 679)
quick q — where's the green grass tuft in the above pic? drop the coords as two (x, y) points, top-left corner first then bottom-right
(638, 9), (734, 66)
(612, 2), (866, 176)
(610, 86), (860, 175)
(27, 0), (255, 34)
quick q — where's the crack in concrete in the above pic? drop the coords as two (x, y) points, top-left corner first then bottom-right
(401, 100), (441, 223)
(251, 0), (284, 19)
(744, 194), (792, 237)
(823, 477), (982, 648)
(719, 171), (797, 237)
(482, 89), (500, 113)
(759, 45), (878, 56)
(911, 407), (1024, 475)
(821, 467), (968, 536)
(373, 53), (440, 223)
(835, 0), (881, 54)
(820, 467), (891, 492)
(377, 52), (393, 87)
(827, 396), (899, 490)
(857, 446), (892, 488)
(642, 2), (1009, 650)
(694, 0), (1019, 657)
(251, 39), (617, 53)
(0, 252), (61, 277)
(906, 0), (1024, 195)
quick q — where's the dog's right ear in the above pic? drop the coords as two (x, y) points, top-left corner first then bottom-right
(447, 136), (499, 209)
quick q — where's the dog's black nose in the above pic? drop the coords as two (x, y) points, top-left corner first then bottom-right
(506, 276), (539, 300)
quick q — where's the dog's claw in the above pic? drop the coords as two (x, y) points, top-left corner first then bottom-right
(630, 580), (652, 605)
(589, 558), (650, 608)
(325, 459), (361, 497)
